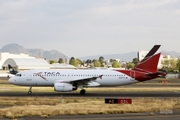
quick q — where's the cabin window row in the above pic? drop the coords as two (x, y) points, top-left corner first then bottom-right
(33, 74), (126, 77)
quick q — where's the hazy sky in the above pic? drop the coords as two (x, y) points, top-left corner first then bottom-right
(0, 0), (180, 57)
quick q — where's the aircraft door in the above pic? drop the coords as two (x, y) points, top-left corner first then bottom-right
(26, 71), (35, 85)
(130, 71), (135, 80)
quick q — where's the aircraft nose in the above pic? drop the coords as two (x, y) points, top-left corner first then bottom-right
(8, 77), (15, 84)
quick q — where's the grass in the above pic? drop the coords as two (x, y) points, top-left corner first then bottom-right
(0, 79), (180, 118)
(0, 97), (180, 119)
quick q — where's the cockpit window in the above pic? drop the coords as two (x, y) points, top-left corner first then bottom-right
(16, 74), (22, 77)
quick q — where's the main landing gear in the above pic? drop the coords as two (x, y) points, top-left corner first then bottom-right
(80, 89), (86, 95)
(28, 86), (32, 95)
(79, 86), (86, 95)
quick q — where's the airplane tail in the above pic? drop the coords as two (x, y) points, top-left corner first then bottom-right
(8, 64), (18, 75)
(132, 45), (161, 73)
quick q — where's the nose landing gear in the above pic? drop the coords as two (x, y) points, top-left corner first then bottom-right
(28, 86), (32, 95)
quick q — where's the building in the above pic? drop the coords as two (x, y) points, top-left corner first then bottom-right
(50, 63), (76, 69)
(0, 52), (35, 70)
(0, 52), (76, 71)
(0, 52), (75, 71)
(3, 58), (50, 70)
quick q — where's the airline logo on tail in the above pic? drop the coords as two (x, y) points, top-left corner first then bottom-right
(8, 64), (18, 75)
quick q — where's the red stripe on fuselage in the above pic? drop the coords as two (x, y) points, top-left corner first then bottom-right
(115, 70), (160, 82)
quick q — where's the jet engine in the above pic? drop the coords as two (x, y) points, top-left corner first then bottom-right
(54, 83), (73, 92)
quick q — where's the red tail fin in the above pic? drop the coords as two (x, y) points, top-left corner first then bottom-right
(132, 45), (161, 73)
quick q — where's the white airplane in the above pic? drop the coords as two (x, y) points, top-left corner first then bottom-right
(9, 45), (166, 95)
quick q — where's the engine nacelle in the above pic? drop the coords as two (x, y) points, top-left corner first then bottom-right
(54, 83), (73, 92)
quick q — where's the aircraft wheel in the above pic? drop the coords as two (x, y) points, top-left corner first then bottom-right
(80, 89), (86, 95)
(28, 86), (32, 95)
(28, 91), (32, 95)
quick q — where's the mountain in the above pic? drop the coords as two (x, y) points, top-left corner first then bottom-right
(0, 43), (69, 60)
(1, 43), (30, 54)
(78, 51), (180, 62)
(1, 43), (180, 62)
(162, 51), (180, 58)
(78, 52), (137, 62)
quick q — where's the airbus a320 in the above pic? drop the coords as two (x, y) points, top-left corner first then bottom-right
(9, 45), (166, 95)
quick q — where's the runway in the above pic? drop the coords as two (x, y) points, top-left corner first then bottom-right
(0, 91), (180, 120)
(0, 91), (180, 98)
(15, 112), (180, 120)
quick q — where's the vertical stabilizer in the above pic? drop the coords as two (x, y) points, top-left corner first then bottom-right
(133, 45), (161, 73)
(8, 64), (18, 75)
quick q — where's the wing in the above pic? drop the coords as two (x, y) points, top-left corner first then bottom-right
(55, 75), (103, 87)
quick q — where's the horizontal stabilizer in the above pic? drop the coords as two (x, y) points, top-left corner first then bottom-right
(145, 71), (166, 77)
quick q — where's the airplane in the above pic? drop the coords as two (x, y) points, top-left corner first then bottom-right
(8, 64), (18, 75)
(8, 45), (166, 95)
(0, 64), (18, 78)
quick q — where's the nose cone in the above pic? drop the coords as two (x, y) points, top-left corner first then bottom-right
(8, 77), (15, 84)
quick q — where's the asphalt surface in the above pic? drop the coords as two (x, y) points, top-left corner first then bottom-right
(1, 111), (180, 120)
(0, 91), (180, 98)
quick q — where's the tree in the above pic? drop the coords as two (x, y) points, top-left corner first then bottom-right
(161, 59), (169, 71)
(112, 60), (120, 68)
(86, 59), (92, 65)
(58, 58), (64, 63)
(98, 56), (106, 67)
(161, 59), (178, 73)
(69, 57), (82, 67)
(110, 59), (114, 62)
(69, 57), (75, 64)
(49, 60), (56, 64)
(69, 59), (79, 67)
(76, 59), (83, 65)
(169, 59), (177, 72)
(99, 56), (104, 63)
(176, 59), (180, 73)
(93, 60), (101, 67)
(127, 62), (135, 69)
(132, 58), (139, 67)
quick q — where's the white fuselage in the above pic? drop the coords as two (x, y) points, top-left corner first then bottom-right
(9, 69), (138, 87)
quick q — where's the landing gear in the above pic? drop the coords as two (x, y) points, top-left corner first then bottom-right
(28, 86), (32, 95)
(72, 83), (78, 91)
(28, 91), (32, 95)
(80, 89), (86, 95)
